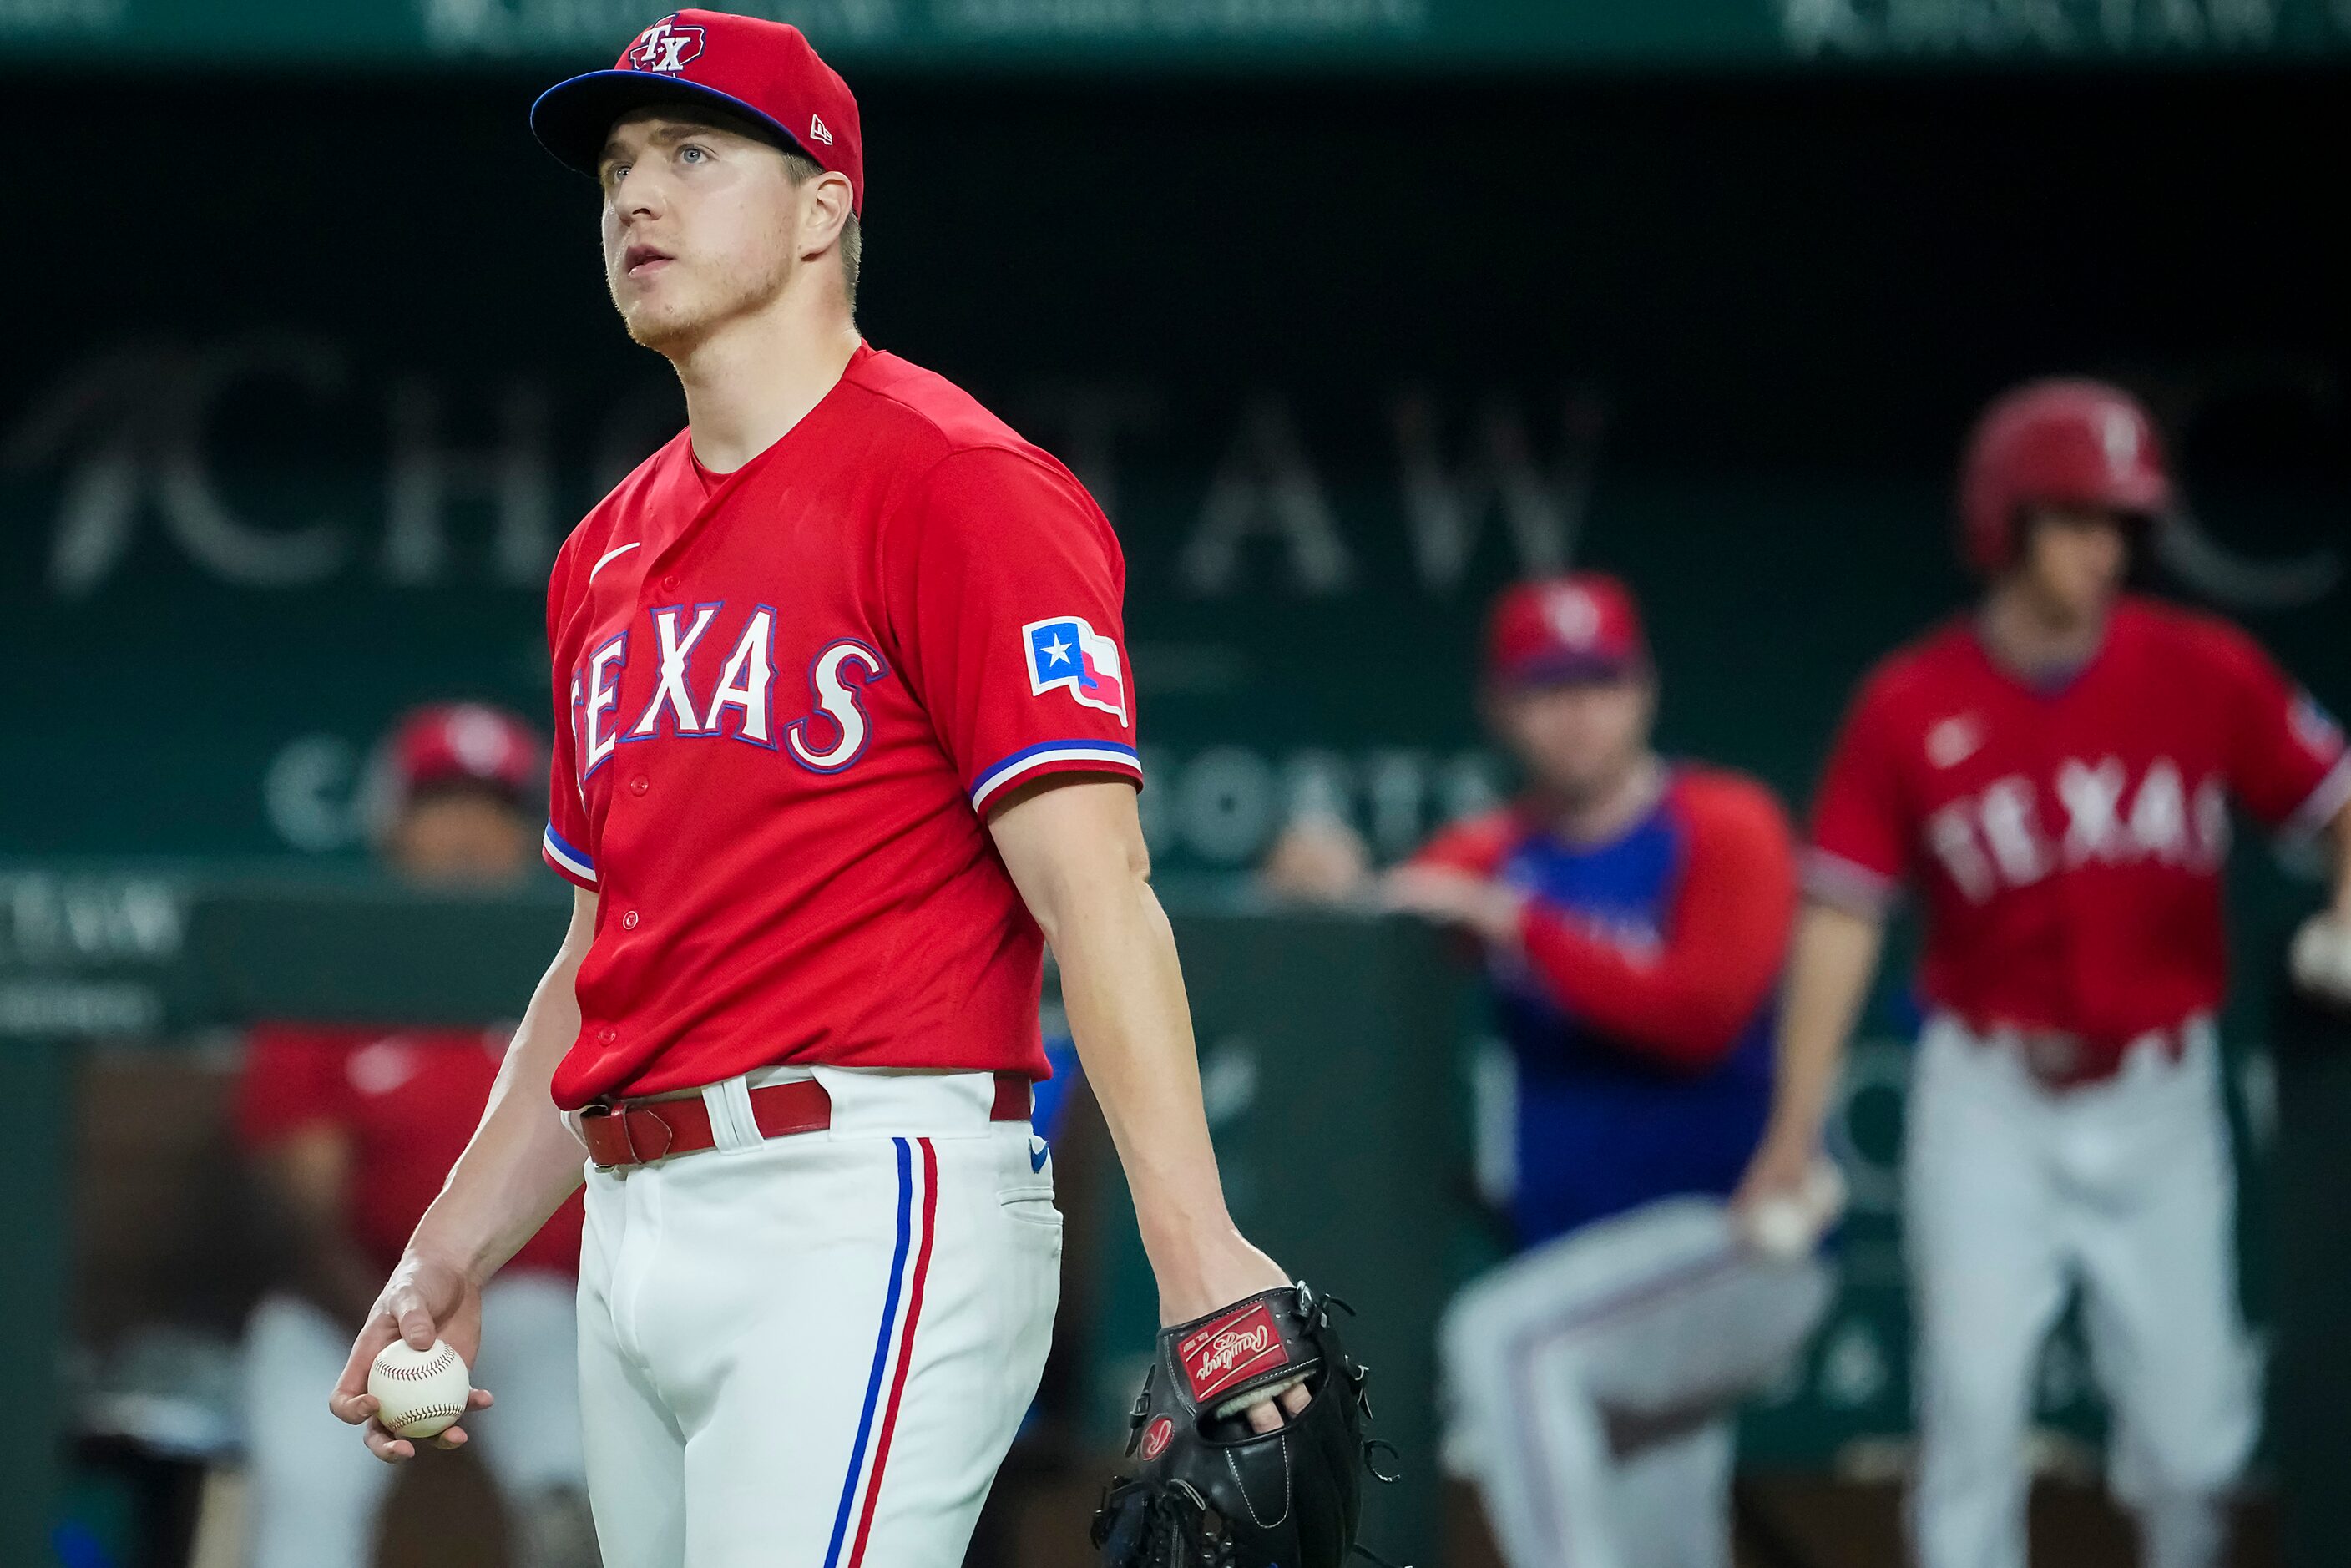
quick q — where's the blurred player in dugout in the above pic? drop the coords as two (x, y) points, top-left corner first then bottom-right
(1386, 574), (1836, 1568)
(1737, 379), (2351, 1568)
(236, 704), (597, 1568)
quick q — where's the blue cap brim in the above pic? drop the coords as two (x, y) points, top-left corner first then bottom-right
(1495, 652), (1646, 689)
(529, 70), (811, 176)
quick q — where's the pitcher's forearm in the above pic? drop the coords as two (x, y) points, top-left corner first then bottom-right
(409, 1070), (585, 1279)
(1054, 878), (1238, 1265)
(408, 890), (595, 1279)
(988, 780), (1274, 1316)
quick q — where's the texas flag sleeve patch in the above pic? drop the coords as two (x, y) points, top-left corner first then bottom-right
(903, 447), (1146, 815)
(1024, 615), (1128, 726)
(962, 612), (1142, 812)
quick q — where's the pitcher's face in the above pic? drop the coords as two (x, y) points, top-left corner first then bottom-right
(598, 111), (802, 354)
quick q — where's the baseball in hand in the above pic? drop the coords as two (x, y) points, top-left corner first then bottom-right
(1737, 1160), (1848, 1262)
(2291, 913), (2351, 1008)
(368, 1339), (473, 1440)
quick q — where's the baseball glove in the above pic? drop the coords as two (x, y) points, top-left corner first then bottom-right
(1091, 1282), (1403, 1568)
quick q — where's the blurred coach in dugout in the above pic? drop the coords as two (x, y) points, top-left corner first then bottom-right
(1387, 574), (1836, 1568)
(1735, 379), (2351, 1568)
(236, 705), (597, 1568)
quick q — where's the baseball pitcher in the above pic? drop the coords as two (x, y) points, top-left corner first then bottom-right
(1388, 574), (1833, 1568)
(322, 15), (1372, 1565)
(1735, 378), (2351, 1568)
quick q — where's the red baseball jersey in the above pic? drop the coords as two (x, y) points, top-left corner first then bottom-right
(1809, 597), (2350, 1061)
(237, 1024), (584, 1275)
(540, 345), (1141, 1109)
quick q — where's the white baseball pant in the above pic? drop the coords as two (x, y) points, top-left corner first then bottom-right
(243, 1271), (589, 1568)
(574, 1065), (1061, 1568)
(1441, 1196), (1831, 1568)
(1904, 1015), (2255, 1568)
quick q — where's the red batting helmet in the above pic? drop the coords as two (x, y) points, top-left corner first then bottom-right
(1958, 378), (2172, 576)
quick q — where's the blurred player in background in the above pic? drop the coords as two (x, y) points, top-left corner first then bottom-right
(1736, 378), (2351, 1568)
(238, 704), (595, 1568)
(1388, 574), (1833, 1568)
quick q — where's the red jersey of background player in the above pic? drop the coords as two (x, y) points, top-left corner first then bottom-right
(237, 1025), (584, 1274)
(540, 344), (1142, 1109)
(1808, 594), (2351, 1069)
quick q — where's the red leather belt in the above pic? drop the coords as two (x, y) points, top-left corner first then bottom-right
(1964, 1018), (2188, 1091)
(580, 1070), (1034, 1171)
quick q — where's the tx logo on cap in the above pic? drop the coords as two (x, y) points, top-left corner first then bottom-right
(628, 14), (705, 73)
(808, 114), (835, 146)
(1544, 584), (1601, 647)
(2099, 406), (2140, 473)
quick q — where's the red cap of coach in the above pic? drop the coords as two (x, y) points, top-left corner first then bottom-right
(386, 704), (543, 802)
(530, 11), (865, 213)
(1958, 377), (2172, 576)
(1484, 574), (1651, 686)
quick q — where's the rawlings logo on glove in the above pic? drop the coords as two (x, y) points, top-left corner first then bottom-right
(1092, 1282), (1404, 1568)
(1178, 1302), (1287, 1404)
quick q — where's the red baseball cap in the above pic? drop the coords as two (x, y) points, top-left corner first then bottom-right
(1484, 574), (1651, 686)
(531, 11), (865, 213)
(383, 704), (544, 803)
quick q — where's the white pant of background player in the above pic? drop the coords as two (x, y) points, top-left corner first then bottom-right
(1442, 1198), (1831, 1568)
(575, 1065), (1061, 1568)
(1906, 1015), (2255, 1568)
(244, 1272), (589, 1568)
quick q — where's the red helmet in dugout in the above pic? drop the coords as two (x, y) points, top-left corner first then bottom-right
(1484, 574), (1651, 687)
(1957, 378), (2172, 577)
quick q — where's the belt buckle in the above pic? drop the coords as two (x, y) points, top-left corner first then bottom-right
(582, 1099), (677, 1169)
(2020, 1031), (2081, 1090)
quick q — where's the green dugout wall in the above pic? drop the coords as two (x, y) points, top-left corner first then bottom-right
(5, 877), (2347, 1565)
(0, 884), (1471, 1566)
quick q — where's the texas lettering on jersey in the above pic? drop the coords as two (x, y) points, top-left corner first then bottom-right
(1809, 599), (2351, 1055)
(1923, 754), (2228, 902)
(569, 615), (892, 777)
(538, 346), (1144, 1109)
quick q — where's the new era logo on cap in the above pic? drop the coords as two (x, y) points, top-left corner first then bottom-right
(809, 114), (833, 145)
